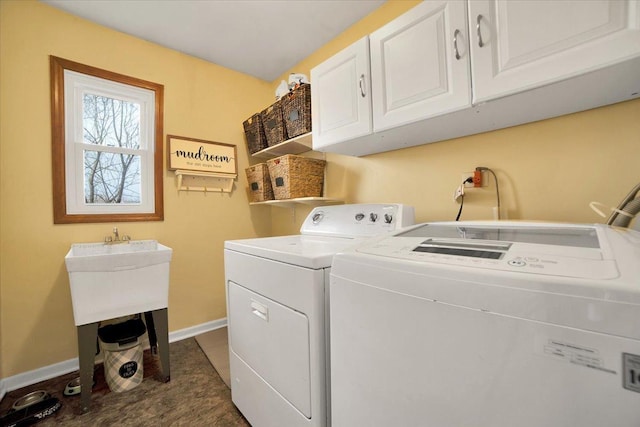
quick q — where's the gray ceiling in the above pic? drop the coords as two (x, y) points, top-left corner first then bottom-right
(42, 0), (386, 82)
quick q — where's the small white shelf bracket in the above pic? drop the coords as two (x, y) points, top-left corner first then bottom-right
(175, 170), (236, 193)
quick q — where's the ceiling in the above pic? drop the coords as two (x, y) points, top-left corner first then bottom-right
(42, 0), (385, 82)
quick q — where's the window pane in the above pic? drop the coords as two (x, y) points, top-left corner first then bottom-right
(83, 93), (140, 149)
(84, 150), (141, 204)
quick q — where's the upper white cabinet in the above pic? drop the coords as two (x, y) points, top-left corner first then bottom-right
(312, 1), (471, 154)
(370, 0), (471, 132)
(470, 0), (640, 103)
(311, 36), (372, 150)
(311, 0), (640, 157)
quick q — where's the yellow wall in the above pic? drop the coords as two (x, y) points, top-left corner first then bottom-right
(271, 0), (640, 234)
(1, 0), (639, 380)
(0, 1), (273, 377)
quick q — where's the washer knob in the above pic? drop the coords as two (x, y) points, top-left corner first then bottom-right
(369, 213), (378, 222)
(312, 212), (324, 224)
(384, 213), (393, 224)
(508, 259), (526, 267)
(355, 213), (365, 221)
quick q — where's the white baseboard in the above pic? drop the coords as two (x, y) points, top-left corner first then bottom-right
(168, 317), (227, 343)
(0, 379), (6, 402)
(1, 318), (227, 393)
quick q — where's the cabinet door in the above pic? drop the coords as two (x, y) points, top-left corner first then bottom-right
(311, 37), (372, 150)
(470, 0), (640, 103)
(370, 0), (471, 132)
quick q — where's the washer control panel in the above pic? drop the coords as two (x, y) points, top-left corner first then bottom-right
(354, 222), (618, 280)
(301, 204), (415, 238)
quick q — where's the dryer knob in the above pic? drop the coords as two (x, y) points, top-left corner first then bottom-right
(355, 213), (365, 221)
(312, 212), (324, 224)
(384, 214), (393, 224)
(369, 213), (378, 222)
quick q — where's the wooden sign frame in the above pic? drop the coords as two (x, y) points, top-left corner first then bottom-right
(167, 135), (237, 174)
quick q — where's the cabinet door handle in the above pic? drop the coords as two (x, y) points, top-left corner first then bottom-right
(477, 14), (485, 48)
(453, 29), (462, 60)
(359, 74), (366, 98)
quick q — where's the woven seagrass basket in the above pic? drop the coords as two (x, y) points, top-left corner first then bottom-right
(245, 163), (274, 202)
(260, 99), (288, 147)
(267, 154), (326, 200)
(281, 84), (311, 138)
(242, 113), (268, 154)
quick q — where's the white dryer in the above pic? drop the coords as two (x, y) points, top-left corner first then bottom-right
(329, 221), (640, 427)
(224, 204), (414, 427)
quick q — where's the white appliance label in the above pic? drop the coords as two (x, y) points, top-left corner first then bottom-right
(622, 353), (640, 393)
(537, 337), (615, 375)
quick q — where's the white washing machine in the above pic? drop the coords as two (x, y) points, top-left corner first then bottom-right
(224, 204), (414, 427)
(329, 221), (640, 427)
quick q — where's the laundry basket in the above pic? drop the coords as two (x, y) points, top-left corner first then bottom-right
(243, 113), (268, 154)
(281, 84), (311, 138)
(246, 163), (274, 202)
(260, 99), (288, 147)
(267, 155), (326, 200)
(98, 318), (147, 393)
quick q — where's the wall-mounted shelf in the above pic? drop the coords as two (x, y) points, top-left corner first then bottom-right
(251, 132), (312, 158)
(246, 130), (344, 207)
(250, 197), (343, 209)
(175, 170), (236, 193)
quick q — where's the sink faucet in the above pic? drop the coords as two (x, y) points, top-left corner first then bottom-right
(105, 227), (131, 244)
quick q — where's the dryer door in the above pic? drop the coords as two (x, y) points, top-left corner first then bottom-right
(228, 281), (311, 417)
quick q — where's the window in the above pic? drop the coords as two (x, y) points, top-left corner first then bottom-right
(50, 56), (164, 223)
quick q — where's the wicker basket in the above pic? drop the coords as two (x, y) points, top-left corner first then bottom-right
(281, 84), (312, 138)
(260, 99), (288, 147)
(267, 155), (326, 200)
(245, 163), (274, 202)
(242, 113), (268, 154)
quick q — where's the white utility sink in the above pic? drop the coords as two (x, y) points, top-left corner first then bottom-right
(65, 240), (172, 326)
(69, 239), (160, 256)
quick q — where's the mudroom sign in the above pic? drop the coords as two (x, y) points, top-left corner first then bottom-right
(167, 135), (237, 175)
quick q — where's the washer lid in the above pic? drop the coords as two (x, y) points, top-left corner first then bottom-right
(397, 223), (600, 248)
(356, 221), (621, 280)
(333, 222), (640, 338)
(225, 235), (362, 269)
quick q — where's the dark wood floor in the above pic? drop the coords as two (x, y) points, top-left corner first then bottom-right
(0, 338), (249, 426)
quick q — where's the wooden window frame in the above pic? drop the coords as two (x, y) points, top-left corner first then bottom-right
(50, 56), (164, 224)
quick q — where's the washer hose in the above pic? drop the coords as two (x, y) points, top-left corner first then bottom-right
(607, 182), (640, 228)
